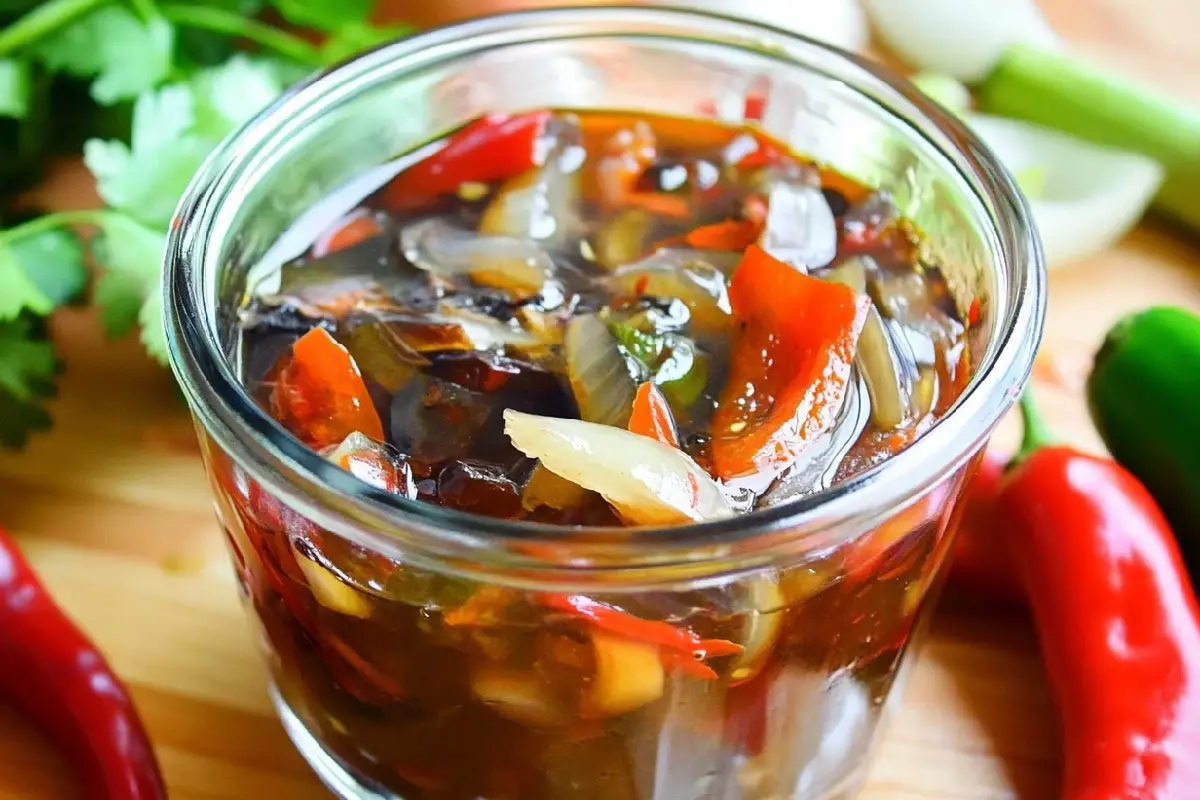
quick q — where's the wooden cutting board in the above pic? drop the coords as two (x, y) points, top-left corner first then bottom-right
(0, 1), (1197, 797)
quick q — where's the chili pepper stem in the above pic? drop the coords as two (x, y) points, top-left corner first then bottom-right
(1008, 388), (1057, 471)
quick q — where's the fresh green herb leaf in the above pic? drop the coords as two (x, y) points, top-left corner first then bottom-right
(610, 322), (665, 366)
(92, 214), (163, 340)
(609, 321), (709, 409)
(272, 0), (374, 32)
(0, 57), (30, 118)
(32, 6), (174, 104)
(138, 277), (166, 363)
(191, 54), (286, 135)
(320, 21), (415, 64)
(0, 226), (86, 318)
(9, 227), (86, 306)
(0, 313), (59, 448)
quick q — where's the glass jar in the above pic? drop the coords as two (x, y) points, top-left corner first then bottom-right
(164, 8), (1044, 800)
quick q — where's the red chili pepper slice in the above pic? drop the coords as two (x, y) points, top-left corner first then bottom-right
(711, 245), (871, 480)
(270, 327), (384, 449)
(381, 110), (551, 210)
(628, 381), (680, 447)
(680, 219), (762, 252)
(541, 594), (742, 660)
(0, 527), (166, 800)
(312, 209), (384, 258)
(658, 648), (720, 680)
(1001, 391), (1200, 799)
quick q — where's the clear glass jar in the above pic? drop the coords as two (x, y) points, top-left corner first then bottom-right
(164, 8), (1044, 800)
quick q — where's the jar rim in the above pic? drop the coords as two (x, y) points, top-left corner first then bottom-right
(164, 6), (1045, 583)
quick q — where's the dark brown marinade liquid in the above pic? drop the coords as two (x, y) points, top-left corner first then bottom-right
(227, 111), (972, 799)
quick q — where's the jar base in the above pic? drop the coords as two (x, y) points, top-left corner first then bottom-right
(273, 685), (402, 800)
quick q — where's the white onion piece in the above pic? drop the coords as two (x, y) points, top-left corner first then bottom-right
(401, 217), (557, 297)
(968, 114), (1164, 266)
(504, 410), (733, 526)
(564, 314), (639, 427)
(760, 180), (837, 270)
(436, 303), (542, 349)
(865, 0), (1061, 83)
(605, 251), (735, 332)
(480, 117), (583, 242)
(677, 0), (869, 52)
(470, 668), (571, 727)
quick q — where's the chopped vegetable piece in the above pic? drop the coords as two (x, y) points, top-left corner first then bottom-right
(323, 431), (416, 497)
(382, 111), (552, 209)
(271, 327), (384, 449)
(471, 667), (571, 727)
(541, 594), (742, 660)
(682, 219), (762, 252)
(759, 179), (837, 269)
(521, 463), (590, 512)
(712, 246), (870, 481)
(823, 258), (916, 430)
(313, 209), (385, 258)
(582, 632), (665, 718)
(628, 382), (680, 447)
(605, 251), (735, 332)
(294, 546), (373, 619)
(594, 119), (658, 210)
(504, 410), (732, 525)
(610, 323), (710, 411)
(593, 208), (654, 270)
(564, 314), (641, 427)
(728, 577), (784, 684)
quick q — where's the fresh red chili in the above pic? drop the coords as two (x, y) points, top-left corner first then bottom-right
(627, 381), (679, 447)
(540, 594), (743, 660)
(1000, 391), (1200, 799)
(944, 447), (1023, 606)
(0, 527), (166, 800)
(382, 110), (551, 210)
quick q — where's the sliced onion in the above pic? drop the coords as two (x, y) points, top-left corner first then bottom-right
(865, 0), (1061, 83)
(605, 250), (735, 332)
(293, 545), (373, 619)
(471, 667), (572, 727)
(401, 216), (560, 300)
(728, 576), (784, 684)
(582, 632), (665, 718)
(504, 410), (733, 525)
(436, 303), (543, 350)
(760, 179), (837, 270)
(593, 208), (654, 271)
(480, 116), (583, 242)
(967, 114), (1164, 266)
(564, 313), (640, 427)
(823, 258), (917, 430)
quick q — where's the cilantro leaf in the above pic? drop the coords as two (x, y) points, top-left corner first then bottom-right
(139, 277), (167, 364)
(85, 57), (287, 228)
(272, 0), (374, 32)
(0, 313), (60, 449)
(91, 214), (165, 344)
(0, 228), (86, 319)
(32, 6), (174, 105)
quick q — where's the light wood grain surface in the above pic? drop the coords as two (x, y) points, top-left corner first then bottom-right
(1, 1), (1198, 797)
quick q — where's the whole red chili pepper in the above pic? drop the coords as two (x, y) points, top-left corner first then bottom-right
(381, 110), (551, 210)
(944, 447), (1023, 605)
(1000, 391), (1200, 799)
(0, 527), (166, 800)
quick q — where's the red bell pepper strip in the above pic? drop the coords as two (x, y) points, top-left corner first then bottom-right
(711, 245), (871, 480)
(381, 111), (551, 210)
(270, 327), (384, 449)
(944, 447), (1023, 605)
(628, 381), (680, 447)
(0, 527), (166, 800)
(1001, 391), (1200, 799)
(540, 594), (742, 660)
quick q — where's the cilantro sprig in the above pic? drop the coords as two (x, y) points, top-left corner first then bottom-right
(0, 0), (412, 448)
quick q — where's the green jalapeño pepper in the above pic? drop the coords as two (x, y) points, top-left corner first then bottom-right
(1087, 306), (1200, 573)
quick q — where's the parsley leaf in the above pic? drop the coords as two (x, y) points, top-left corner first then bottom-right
(0, 313), (59, 449)
(272, 0), (374, 32)
(32, 6), (175, 105)
(0, 228), (86, 319)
